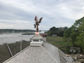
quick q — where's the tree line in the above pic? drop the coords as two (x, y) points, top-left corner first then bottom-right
(46, 27), (68, 37)
(0, 29), (35, 33)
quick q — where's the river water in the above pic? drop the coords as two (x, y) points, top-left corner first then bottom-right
(0, 33), (33, 44)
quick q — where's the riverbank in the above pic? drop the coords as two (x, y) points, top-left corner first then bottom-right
(46, 36), (84, 63)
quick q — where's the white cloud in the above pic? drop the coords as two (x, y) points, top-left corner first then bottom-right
(0, 19), (34, 29)
(0, 0), (84, 29)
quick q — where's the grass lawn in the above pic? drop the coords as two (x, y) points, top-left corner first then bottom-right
(46, 36), (73, 53)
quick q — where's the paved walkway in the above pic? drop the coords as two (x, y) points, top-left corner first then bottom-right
(3, 46), (60, 63)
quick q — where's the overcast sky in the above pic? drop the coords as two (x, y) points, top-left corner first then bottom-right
(0, 0), (84, 30)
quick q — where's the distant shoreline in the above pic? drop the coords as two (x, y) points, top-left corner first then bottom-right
(0, 29), (35, 34)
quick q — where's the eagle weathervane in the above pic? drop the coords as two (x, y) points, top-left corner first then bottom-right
(34, 16), (43, 34)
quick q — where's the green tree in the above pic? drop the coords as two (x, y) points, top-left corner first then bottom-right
(76, 33), (84, 52)
(47, 26), (67, 37)
(64, 17), (84, 53)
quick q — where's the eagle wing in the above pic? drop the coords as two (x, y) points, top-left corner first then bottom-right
(39, 17), (43, 23)
(34, 16), (38, 22)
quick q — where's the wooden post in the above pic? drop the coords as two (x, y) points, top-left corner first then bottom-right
(6, 43), (13, 57)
